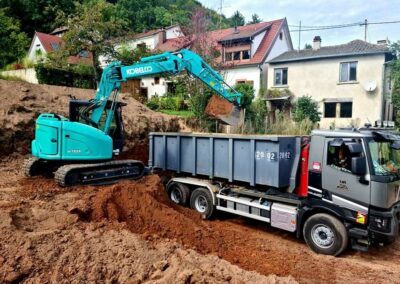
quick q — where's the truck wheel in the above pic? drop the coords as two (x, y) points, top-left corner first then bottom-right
(167, 182), (189, 205)
(303, 213), (348, 256)
(190, 187), (215, 219)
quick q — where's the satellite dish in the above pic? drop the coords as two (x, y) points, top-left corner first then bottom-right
(364, 80), (377, 92)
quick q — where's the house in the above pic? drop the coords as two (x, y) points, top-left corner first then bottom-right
(101, 25), (184, 99)
(27, 31), (93, 65)
(267, 37), (394, 128)
(112, 19), (292, 100)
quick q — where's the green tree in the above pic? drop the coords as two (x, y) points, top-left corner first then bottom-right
(114, 44), (157, 65)
(234, 83), (255, 109)
(0, 0), (78, 36)
(304, 43), (312, 49)
(292, 96), (321, 123)
(0, 8), (29, 68)
(230, 10), (245, 27)
(247, 14), (262, 25)
(59, 0), (127, 81)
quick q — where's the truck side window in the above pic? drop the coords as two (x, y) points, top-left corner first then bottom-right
(327, 143), (352, 173)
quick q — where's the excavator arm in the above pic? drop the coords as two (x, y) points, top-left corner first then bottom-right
(89, 49), (243, 133)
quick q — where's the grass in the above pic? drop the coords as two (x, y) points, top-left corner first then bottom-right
(159, 110), (194, 118)
(0, 74), (25, 81)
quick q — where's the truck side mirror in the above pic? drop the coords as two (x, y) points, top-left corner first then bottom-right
(351, 156), (366, 175)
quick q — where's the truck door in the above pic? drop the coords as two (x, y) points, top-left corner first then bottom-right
(322, 138), (370, 210)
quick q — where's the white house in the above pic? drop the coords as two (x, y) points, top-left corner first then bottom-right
(267, 37), (394, 128)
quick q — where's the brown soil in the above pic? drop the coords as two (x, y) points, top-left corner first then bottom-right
(0, 158), (293, 283)
(0, 79), (182, 158)
(204, 94), (235, 116)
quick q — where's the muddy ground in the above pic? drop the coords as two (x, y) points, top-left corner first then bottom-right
(1, 156), (400, 283)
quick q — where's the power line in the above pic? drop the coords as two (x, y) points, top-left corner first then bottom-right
(289, 19), (400, 32)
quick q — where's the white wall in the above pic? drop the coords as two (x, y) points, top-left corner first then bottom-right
(251, 31), (265, 56)
(141, 77), (168, 99)
(0, 68), (38, 84)
(166, 26), (182, 40)
(223, 66), (261, 95)
(267, 54), (386, 128)
(28, 35), (47, 62)
(266, 29), (290, 61)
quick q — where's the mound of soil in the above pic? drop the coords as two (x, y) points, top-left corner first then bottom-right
(0, 79), (183, 160)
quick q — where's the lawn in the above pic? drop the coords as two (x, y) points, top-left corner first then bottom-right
(159, 110), (194, 118)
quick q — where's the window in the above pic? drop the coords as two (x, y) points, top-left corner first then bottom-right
(324, 102), (336, 118)
(242, 50), (250, 60)
(137, 42), (146, 49)
(324, 101), (353, 118)
(274, 68), (288, 85)
(50, 43), (59, 50)
(340, 62), (357, 82)
(225, 52), (232, 61)
(327, 143), (352, 172)
(79, 50), (89, 58)
(154, 77), (160, 85)
(279, 32), (283, 40)
(225, 50), (251, 62)
(340, 102), (352, 118)
(236, 79), (254, 87)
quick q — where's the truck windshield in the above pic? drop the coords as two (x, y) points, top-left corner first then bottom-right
(368, 140), (400, 176)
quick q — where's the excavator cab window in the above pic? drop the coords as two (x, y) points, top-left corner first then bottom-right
(69, 99), (125, 152)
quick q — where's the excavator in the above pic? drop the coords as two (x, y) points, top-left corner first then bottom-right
(24, 49), (243, 186)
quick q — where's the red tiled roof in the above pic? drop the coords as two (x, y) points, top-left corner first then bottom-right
(155, 19), (285, 67)
(35, 31), (93, 65)
(35, 32), (62, 52)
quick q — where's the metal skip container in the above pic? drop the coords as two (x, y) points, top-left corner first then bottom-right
(149, 132), (301, 189)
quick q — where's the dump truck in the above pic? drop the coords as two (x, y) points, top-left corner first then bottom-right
(149, 128), (400, 256)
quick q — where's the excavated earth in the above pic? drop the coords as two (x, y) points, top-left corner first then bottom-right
(1, 80), (400, 283)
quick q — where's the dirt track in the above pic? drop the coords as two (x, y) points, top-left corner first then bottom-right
(1, 157), (400, 283)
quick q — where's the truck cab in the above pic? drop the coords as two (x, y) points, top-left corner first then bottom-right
(308, 129), (400, 250)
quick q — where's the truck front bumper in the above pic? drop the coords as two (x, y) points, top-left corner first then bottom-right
(369, 203), (400, 245)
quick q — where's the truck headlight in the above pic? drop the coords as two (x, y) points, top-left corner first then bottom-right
(370, 216), (391, 233)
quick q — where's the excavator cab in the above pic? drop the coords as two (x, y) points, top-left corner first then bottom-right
(69, 99), (125, 154)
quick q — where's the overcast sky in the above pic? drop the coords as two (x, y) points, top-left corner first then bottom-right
(198, 0), (400, 49)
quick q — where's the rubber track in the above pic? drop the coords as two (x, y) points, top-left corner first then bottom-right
(23, 157), (40, 177)
(55, 159), (145, 187)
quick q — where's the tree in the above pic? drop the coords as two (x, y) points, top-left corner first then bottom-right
(304, 43), (312, 49)
(114, 44), (156, 65)
(230, 10), (245, 27)
(0, 0), (78, 36)
(234, 83), (255, 109)
(0, 8), (29, 68)
(247, 14), (262, 25)
(58, 0), (127, 81)
(292, 96), (321, 123)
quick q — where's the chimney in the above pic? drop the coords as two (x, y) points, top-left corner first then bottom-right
(313, 36), (321, 50)
(377, 39), (388, 45)
(158, 29), (166, 44)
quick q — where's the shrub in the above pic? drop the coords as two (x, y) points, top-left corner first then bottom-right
(234, 83), (255, 109)
(292, 95), (321, 123)
(146, 95), (160, 110)
(159, 95), (184, 111)
(243, 97), (268, 133)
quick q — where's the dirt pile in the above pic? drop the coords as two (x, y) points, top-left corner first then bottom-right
(0, 79), (183, 159)
(0, 159), (290, 283)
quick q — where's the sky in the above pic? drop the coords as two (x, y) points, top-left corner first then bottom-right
(198, 0), (400, 49)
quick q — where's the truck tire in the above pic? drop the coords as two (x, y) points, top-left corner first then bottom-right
(303, 213), (348, 256)
(167, 182), (190, 205)
(190, 187), (215, 219)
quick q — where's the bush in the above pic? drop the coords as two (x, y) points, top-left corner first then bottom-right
(234, 83), (255, 109)
(159, 95), (184, 111)
(292, 95), (321, 123)
(35, 63), (95, 89)
(146, 95), (160, 110)
(243, 97), (268, 133)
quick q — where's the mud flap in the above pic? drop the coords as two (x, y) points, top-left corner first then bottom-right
(204, 95), (243, 126)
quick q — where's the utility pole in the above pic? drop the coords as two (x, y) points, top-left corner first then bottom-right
(298, 21), (301, 50)
(363, 19), (368, 41)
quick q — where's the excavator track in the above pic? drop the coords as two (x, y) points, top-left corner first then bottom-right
(23, 157), (55, 177)
(55, 159), (146, 187)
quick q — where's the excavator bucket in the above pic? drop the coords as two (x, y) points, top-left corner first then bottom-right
(204, 95), (243, 126)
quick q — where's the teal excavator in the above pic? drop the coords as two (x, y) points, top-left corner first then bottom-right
(24, 49), (243, 186)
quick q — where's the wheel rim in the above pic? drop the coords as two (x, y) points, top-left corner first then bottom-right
(311, 224), (335, 249)
(170, 187), (182, 203)
(195, 195), (208, 213)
